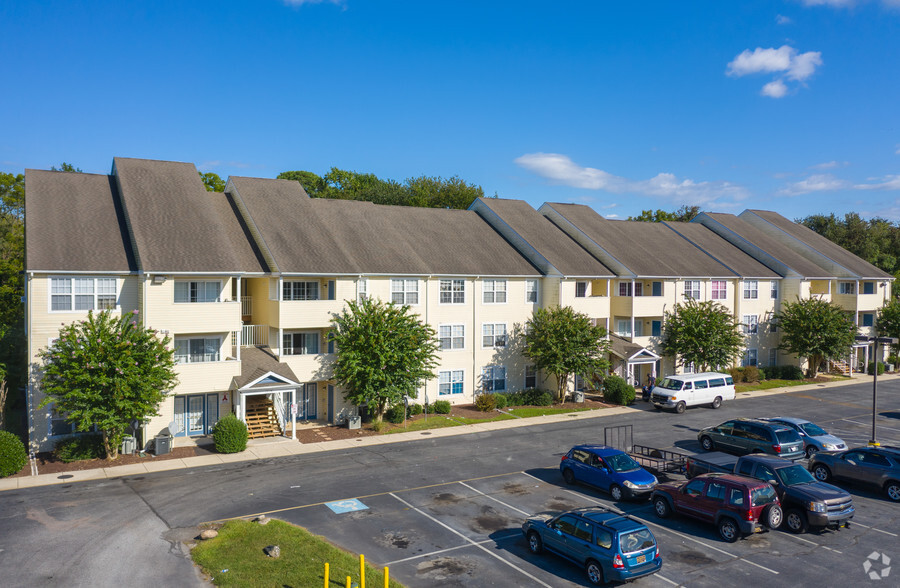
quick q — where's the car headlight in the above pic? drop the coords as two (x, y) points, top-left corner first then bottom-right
(822, 443), (836, 450)
(808, 502), (827, 513)
(623, 480), (638, 489)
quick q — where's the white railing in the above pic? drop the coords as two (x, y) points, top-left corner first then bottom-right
(241, 296), (252, 316)
(241, 324), (269, 347)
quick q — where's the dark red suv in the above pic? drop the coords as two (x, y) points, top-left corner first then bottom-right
(650, 473), (782, 542)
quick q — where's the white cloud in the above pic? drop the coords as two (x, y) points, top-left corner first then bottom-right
(727, 45), (822, 98)
(762, 80), (788, 98)
(896, 144), (900, 154)
(778, 174), (850, 195)
(809, 160), (849, 170)
(855, 175), (900, 190)
(776, 14), (793, 24)
(283, 0), (344, 6)
(514, 153), (748, 206)
(801, 0), (857, 6)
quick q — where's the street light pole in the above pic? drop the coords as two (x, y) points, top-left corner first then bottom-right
(856, 335), (899, 447)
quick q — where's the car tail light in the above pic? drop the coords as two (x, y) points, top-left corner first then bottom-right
(745, 507), (755, 521)
(561, 455), (568, 462)
(613, 554), (624, 569)
(655, 546), (660, 559)
(772, 444), (782, 454)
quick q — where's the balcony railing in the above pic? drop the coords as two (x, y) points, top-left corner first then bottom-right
(241, 296), (252, 316)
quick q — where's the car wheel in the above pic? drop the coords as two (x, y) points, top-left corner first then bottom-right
(585, 559), (605, 586)
(718, 517), (740, 542)
(805, 446), (818, 459)
(610, 484), (623, 501)
(764, 504), (783, 529)
(885, 481), (900, 502)
(812, 464), (831, 482)
(675, 401), (686, 414)
(711, 396), (722, 409)
(527, 531), (543, 554)
(700, 436), (714, 451)
(562, 468), (576, 485)
(653, 496), (671, 518)
(785, 509), (807, 534)
(654, 405), (662, 411)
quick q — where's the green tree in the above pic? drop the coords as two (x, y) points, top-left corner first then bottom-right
(876, 298), (900, 353)
(798, 212), (900, 276)
(330, 298), (439, 423)
(199, 172), (225, 192)
(276, 170), (328, 197)
(662, 299), (744, 372)
(38, 310), (178, 459)
(405, 175), (484, 209)
(775, 297), (857, 377)
(523, 306), (610, 404)
(0, 172), (25, 410)
(50, 162), (82, 173)
(628, 205), (701, 223)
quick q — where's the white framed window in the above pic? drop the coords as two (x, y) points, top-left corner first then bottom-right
(576, 281), (588, 298)
(50, 277), (118, 311)
(439, 370), (464, 395)
(482, 323), (507, 348)
(482, 366), (506, 392)
(743, 348), (758, 367)
(357, 278), (368, 302)
(174, 337), (221, 363)
(711, 280), (727, 300)
(616, 319), (632, 337)
(683, 362), (695, 374)
(684, 280), (700, 300)
(282, 332), (319, 355)
(743, 280), (758, 299)
(391, 278), (419, 305)
(440, 279), (465, 304)
(283, 281), (319, 301)
(771, 281), (778, 299)
(863, 281), (875, 295)
(526, 279), (539, 303)
(175, 280), (221, 303)
(618, 282), (632, 297)
(769, 348), (777, 366)
(439, 324), (465, 350)
(862, 313), (875, 327)
(482, 279), (507, 304)
(743, 315), (758, 334)
(525, 365), (537, 389)
(839, 282), (856, 295)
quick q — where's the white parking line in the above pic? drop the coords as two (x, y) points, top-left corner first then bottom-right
(842, 419), (900, 433)
(458, 481), (532, 516)
(849, 521), (898, 537)
(384, 531), (521, 565)
(781, 533), (842, 553)
(389, 493), (555, 587)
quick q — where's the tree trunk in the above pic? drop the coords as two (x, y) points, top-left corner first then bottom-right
(102, 431), (119, 460)
(0, 380), (7, 430)
(556, 373), (568, 404)
(807, 355), (823, 378)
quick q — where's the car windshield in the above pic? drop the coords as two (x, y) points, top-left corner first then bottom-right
(658, 378), (683, 391)
(776, 464), (816, 486)
(618, 528), (655, 553)
(605, 453), (641, 472)
(798, 422), (827, 437)
(775, 429), (801, 443)
(750, 485), (777, 507)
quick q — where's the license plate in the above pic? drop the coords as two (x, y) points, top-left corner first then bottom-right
(636, 555), (646, 564)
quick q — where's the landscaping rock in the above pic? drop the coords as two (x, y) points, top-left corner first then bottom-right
(199, 529), (218, 540)
(256, 516), (270, 525)
(264, 545), (280, 558)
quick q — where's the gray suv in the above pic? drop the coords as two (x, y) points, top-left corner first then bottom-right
(809, 446), (900, 502)
(698, 418), (805, 460)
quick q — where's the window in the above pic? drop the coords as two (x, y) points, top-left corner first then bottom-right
(769, 348), (777, 366)
(728, 488), (745, 507)
(176, 280), (221, 303)
(651, 281), (662, 296)
(282, 332), (319, 355)
(439, 325), (465, 350)
(711, 280), (726, 300)
(595, 528), (612, 549)
(616, 320), (632, 337)
(634, 282), (643, 296)
(482, 323), (507, 348)
(439, 370), (464, 395)
(771, 281), (779, 299)
(633, 321), (643, 337)
(391, 279), (419, 305)
(357, 278), (368, 302)
(618, 282), (632, 297)
(706, 482), (726, 502)
(863, 281), (875, 295)
(576, 281), (588, 298)
(684, 479), (705, 497)
(282, 281), (319, 301)
(862, 313), (875, 327)
(51, 277), (117, 311)
(482, 279), (507, 304)
(482, 366), (506, 392)
(525, 365), (537, 389)
(839, 282), (855, 295)
(743, 280), (758, 299)
(174, 337), (221, 363)
(651, 320), (662, 337)
(683, 362), (695, 374)
(440, 279), (465, 304)
(684, 280), (700, 300)
(743, 348), (758, 367)
(743, 315), (758, 334)
(525, 279), (539, 303)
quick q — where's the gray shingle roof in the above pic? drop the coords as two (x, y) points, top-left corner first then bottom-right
(25, 169), (135, 272)
(743, 209), (892, 280)
(662, 222), (780, 278)
(233, 346), (300, 389)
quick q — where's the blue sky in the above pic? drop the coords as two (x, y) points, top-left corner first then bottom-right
(2, 0), (899, 221)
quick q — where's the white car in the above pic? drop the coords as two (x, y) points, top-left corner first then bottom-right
(650, 372), (736, 414)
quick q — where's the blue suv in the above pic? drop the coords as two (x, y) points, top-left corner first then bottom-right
(560, 444), (658, 501)
(522, 507), (662, 585)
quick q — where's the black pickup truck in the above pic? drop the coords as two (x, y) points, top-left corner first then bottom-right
(685, 453), (854, 533)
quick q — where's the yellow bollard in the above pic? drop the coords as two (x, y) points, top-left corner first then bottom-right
(346, 575), (351, 588)
(360, 554), (366, 588)
(384, 566), (389, 588)
(323, 563), (329, 588)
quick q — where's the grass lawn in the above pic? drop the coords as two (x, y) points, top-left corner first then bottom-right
(735, 379), (817, 393)
(192, 519), (405, 588)
(383, 412), (516, 433)
(507, 406), (597, 418)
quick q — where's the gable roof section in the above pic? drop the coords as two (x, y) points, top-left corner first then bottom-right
(470, 198), (614, 277)
(542, 203), (737, 278)
(741, 209), (892, 280)
(661, 222), (780, 278)
(694, 212), (832, 279)
(25, 170), (135, 272)
(234, 346), (300, 389)
(113, 158), (267, 273)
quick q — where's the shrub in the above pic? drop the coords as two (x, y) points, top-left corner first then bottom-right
(494, 393), (508, 410)
(780, 365), (805, 380)
(212, 414), (248, 454)
(432, 400), (452, 414)
(474, 393), (497, 412)
(504, 391), (524, 406)
(868, 362), (885, 376)
(888, 355), (899, 370)
(0, 430), (27, 478)
(408, 403), (423, 416)
(602, 375), (635, 406)
(728, 367), (745, 383)
(742, 366), (760, 383)
(372, 420), (385, 432)
(385, 404), (407, 424)
(55, 433), (104, 462)
(531, 391), (553, 406)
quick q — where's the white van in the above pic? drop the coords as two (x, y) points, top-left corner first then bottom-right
(650, 372), (735, 414)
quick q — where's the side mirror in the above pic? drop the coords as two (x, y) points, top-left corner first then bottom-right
(768, 479), (778, 486)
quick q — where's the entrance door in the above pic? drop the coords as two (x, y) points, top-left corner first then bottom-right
(187, 395), (205, 435)
(327, 385), (334, 424)
(206, 393), (220, 432)
(302, 383), (318, 419)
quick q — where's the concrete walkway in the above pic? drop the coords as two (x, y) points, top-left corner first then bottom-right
(1, 372), (889, 492)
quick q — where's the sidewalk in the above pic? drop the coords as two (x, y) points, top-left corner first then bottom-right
(0, 373), (887, 492)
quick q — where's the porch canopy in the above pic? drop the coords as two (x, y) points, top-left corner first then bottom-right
(232, 346), (302, 440)
(608, 334), (661, 387)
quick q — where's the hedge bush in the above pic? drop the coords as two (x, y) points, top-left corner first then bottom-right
(0, 430), (28, 477)
(432, 400), (452, 414)
(868, 362), (885, 376)
(729, 367), (745, 382)
(408, 403), (423, 416)
(385, 404), (407, 424)
(212, 414), (248, 453)
(602, 375), (635, 406)
(474, 393), (497, 412)
(55, 433), (104, 462)
(742, 366), (760, 383)
(494, 393), (508, 410)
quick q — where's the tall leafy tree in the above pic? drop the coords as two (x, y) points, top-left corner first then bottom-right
(628, 205), (701, 223)
(50, 162), (82, 173)
(330, 298), (439, 423)
(876, 298), (900, 353)
(662, 299), (744, 372)
(404, 175), (484, 209)
(0, 172), (25, 413)
(38, 310), (178, 459)
(775, 297), (857, 377)
(798, 212), (900, 277)
(523, 306), (610, 404)
(276, 170), (328, 197)
(199, 172), (225, 192)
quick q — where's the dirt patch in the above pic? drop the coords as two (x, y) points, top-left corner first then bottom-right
(6, 446), (211, 478)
